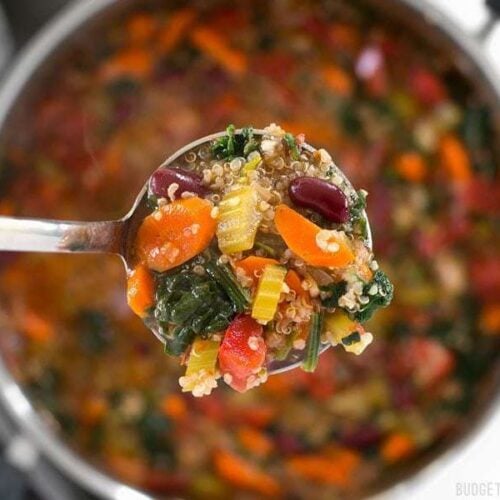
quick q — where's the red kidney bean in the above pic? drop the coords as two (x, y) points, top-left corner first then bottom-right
(149, 167), (206, 199)
(288, 176), (349, 223)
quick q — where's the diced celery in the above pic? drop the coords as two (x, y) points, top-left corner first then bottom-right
(241, 154), (262, 182)
(323, 309), (359, 345)
(185, 338), (221, 376)
(216, 186), (262, 254)
(251, 265), (287, 323)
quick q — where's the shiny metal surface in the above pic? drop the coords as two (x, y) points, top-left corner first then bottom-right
(0, 125), (371, 369)
(0, 0), (497, 499)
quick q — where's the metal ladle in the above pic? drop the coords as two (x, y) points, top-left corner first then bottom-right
(0, 130), (372, 375)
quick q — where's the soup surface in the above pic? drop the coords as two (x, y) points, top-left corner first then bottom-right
(0, 0), (499, 497)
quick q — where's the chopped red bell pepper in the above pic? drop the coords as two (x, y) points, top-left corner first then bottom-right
(219, 315), (266, 392)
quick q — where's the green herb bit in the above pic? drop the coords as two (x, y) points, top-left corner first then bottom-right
(283, 133), (300, 160)
(320, 281), (347, 309)
(353, 270), (394, 323)
(341, 331), (361, 346)
(302, 312), (324, 372)
(349, 189), (369, 239)
(350, 189), (367, 224)
(211, 124), (259, 160)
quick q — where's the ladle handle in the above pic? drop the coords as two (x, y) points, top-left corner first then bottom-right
(0, 216), (124, 254)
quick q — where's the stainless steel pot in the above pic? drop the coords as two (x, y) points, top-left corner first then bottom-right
(0, 1), (498, 499)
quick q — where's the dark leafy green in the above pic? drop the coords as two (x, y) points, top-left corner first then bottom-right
(354, 270), (394, 322)
(349, 189), (369, 239)
(321, 270), (393, 323)
(342, 331), (361, 346)
(302, 312), (324, 372)
(77, 309), (112, 354)
(155, 259), (249, 355)
(320, 281), (347, 309)
(211, 124), (259, 160)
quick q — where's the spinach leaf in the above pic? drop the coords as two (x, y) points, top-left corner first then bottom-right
(211, 124), (258, 160)
(353, 270), (394, 323)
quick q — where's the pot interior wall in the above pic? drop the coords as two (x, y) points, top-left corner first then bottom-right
(0, 0), (498, 498)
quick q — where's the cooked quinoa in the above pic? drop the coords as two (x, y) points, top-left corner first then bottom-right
(127, 123), (393, 396)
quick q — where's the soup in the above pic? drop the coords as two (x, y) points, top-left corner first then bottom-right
(0, 0), (498, 497)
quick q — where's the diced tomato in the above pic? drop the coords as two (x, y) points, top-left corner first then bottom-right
(470, 256), (500, 302)
(219, 315), (266, 393)
(409, 66), (447, 106)
(408, 337), (455, 388)
(253, 52), (296, 83)
(459, 179), (500, 216)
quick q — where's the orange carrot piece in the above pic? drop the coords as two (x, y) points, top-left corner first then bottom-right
(439, 134), (472, 183)
(394, 152), (427, 182)
(480, 304), (500, 335)
(100, 48), (153, 82)
(107, 455), (147, 484)
(127, 264), (155, 317)
(157, 8), (197, 53)
(380, 432), (415, 463)
(80, 396), (108, 425)
(322, 64), (353, 97)
(285, 270), (308, 299)
(22, 311), (54, 343)
(214, 449), (281, 496)
(328, 23), (361, 54)
(274, 204), (354, 268)
(127, 13), (157, 45)
(161, 394), (187, 420)
(190, 26), (248, 76)
(237, 427), (273, 457)
(136, 197), (216, 272)
(287, 449), (361, 487)
(235, 256), (278, 286)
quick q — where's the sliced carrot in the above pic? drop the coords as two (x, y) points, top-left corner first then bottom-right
(480, 304), (500, 335)
(127, 264), (155, 317)
(190, 26), (248, 76)
(232, 404), (277, 428)
(287, 449), (360, 487)
(274, 204), (354, 268)
(439, 134), (472, 183)
(127, 13), (157, 45)
(161, 394), (188, 420)
(100, 48), (153, 82)
(235, 256), (278, 286)
(107, 454), (147, 484)
(322, 64), (353, 97)
(0, 200), (15, 215)
(22, 311), (54, 343)
(237, 427), (273, 457)
(394, 152), (427, 182)
(328, 23), (360, 54)
(157, 8), (197, 54)
(214, 449), (281, 496)
(136, 197), (216, 272)
(285, 269), (308, 300)
(80, 396), (108, 425)
(380, 432), (415, 463)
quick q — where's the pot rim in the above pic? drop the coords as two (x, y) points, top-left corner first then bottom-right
(0, 1), (498, 499)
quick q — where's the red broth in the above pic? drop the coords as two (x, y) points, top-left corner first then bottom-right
(0, 1), (499, 497)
